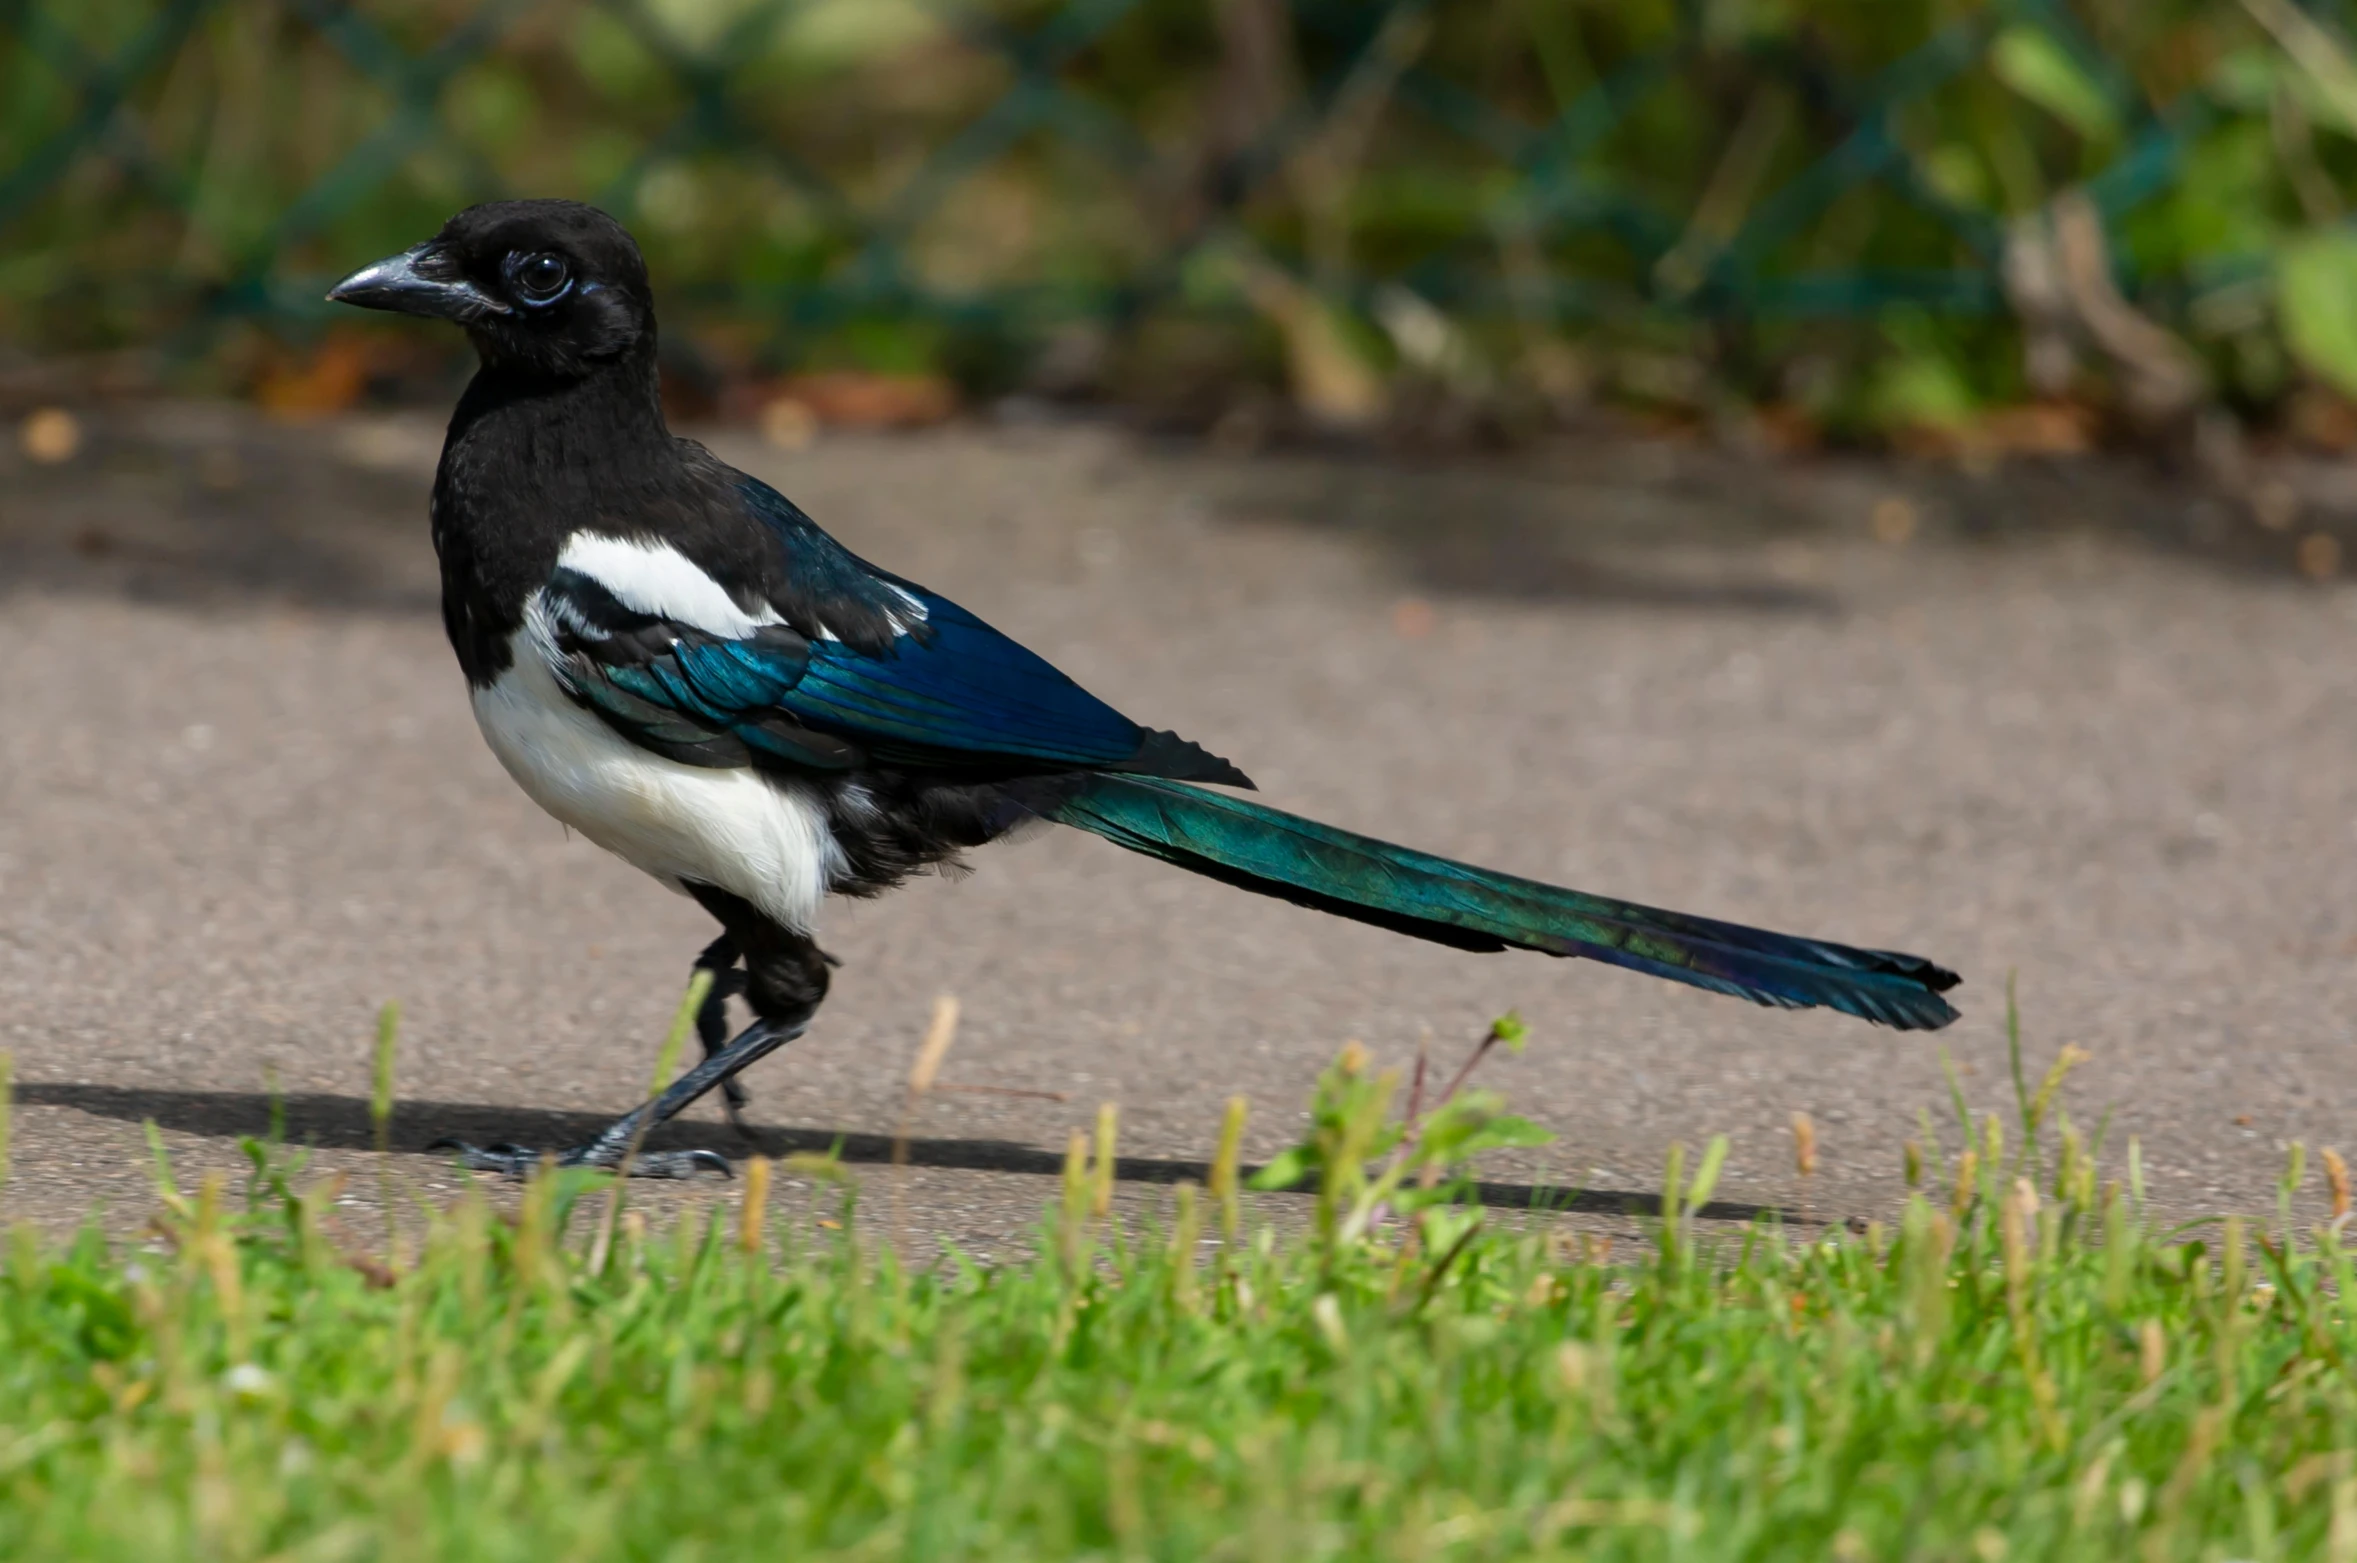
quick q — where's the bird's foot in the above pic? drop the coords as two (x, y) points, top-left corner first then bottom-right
(427, 1138), (733, 1180)
(426, 1012), (803, 1184)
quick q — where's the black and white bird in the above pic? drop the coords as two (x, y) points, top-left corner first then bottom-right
(329, 200), (1959, 1177)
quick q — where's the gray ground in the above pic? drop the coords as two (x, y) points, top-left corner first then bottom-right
(2, 401), (2353, 1254)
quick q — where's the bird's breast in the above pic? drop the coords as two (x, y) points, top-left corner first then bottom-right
(469, 618), (845, 931)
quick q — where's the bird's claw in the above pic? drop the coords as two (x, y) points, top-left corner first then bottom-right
(426, 1137), (734, 1180)
(616, 1148), (735, 1179)
(427, 1138), (542, 1176)
(630, 1148), (734, 1179)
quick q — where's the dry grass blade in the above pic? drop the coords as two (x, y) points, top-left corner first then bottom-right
(896, 996), (962, 1168)
(907, 996), (961, 1099)
(1210, 1096), (1250, 1244)
(1091, 1103), (1120, 1220)
(893, 995), (962, 1247)
(370, 1002), (401, 1152)
(739, 1155), (772, 1256)
(370, 1003), (403, 1270)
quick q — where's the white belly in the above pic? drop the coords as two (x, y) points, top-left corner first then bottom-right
(470, 640), (842, 932)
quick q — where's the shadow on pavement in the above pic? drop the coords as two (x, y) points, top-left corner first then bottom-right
(6, 408), (1854, 617)
(1186, 446), (1846, 612)
(0, 405), (442, 614)
(1181, 433), (2348, 597)
(20, 1080), (1788, 1225)
(11, 404), (2342, 622)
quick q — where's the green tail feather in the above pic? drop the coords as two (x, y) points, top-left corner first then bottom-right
(1047, 773), (1960, 1031)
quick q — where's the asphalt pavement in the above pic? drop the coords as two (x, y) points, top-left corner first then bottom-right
(2, 402), (2352, 1255)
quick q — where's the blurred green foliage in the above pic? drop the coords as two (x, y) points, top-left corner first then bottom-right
(8, 0), (2357, 434)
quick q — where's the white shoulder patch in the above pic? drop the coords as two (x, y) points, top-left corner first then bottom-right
(812, 584), (925, 642)
(884, 583), (929, 634)
(557, 533), (782, 640)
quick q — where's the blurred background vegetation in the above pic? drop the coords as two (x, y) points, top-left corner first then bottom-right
(9, 0), (2357, 453)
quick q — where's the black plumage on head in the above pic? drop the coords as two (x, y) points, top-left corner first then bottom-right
(420, 199), (657, 379)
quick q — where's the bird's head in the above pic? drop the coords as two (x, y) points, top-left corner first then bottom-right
(328, 199), (654, 378)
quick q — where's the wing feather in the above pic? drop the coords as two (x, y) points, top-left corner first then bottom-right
(533, 493), (1248, 785)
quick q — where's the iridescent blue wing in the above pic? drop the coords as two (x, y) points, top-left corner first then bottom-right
(536, 480), (1248, 782)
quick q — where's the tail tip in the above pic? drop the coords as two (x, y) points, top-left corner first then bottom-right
(1892, 990), (1963, 1031)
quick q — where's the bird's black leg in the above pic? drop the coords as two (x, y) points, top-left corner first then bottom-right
(692, 932), (757, 1138)
(434, 1019), (806, 1179)
(434, 894), (830, 1179)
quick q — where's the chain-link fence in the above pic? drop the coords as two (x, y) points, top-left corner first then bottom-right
(5, 0), (2355, 431)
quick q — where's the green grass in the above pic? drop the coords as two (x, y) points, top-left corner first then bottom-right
(2, 1039), (2355, 1562)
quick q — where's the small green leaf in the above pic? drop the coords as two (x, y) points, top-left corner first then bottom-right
(1415, 1093), (1555, 1173)
(1249, 1147), (1314, 1192)
(1489, 1012), (1529, 1054)
(2280, 232), (2357, 398)
(2206, 45), (2283, 114)
(1472, 1115), (1554, 1152)
(1867, 349), (1977, 431)
(2242, 0), (2357, 140)
(1416, 1205), (1481, 1254)
(1991, 26), (2118, 143)
(1919, 144), (1989, 210)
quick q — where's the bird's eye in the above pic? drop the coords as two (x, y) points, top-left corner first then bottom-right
(508, 251), (572, 306)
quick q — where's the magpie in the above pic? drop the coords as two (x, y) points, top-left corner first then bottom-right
(329, 199), (1960, 1178)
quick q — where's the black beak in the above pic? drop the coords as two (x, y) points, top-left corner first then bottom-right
(327, 243), (509, 322)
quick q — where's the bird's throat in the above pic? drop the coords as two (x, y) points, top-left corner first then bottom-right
(432, 344), (676, 686)
(449, 343), (670, 470)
